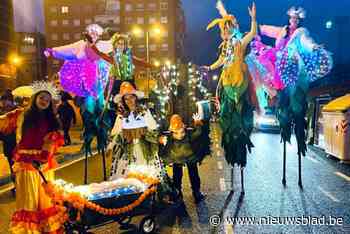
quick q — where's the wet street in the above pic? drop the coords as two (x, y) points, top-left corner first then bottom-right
(1, 127), (350, 233)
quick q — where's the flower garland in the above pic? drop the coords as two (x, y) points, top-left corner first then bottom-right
(43, 174), (160, 222)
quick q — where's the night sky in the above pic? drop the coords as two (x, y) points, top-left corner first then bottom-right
(182, 0), (350, 67)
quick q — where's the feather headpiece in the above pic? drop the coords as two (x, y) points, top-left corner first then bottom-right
(287, 7), (306, 19)
(207, 0), (236, 32)
(111, 33), (131, 48)
(85, 24), (104, 36)
(31, 81), (60, 100)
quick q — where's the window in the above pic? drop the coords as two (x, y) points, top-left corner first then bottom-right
(74, 33), (81, 40)
(161, 43), (169, 51)
(160, 16), (168, 24)
(63, 33), (70, 40)
(148, 3), (157, 10)
(137, 17), (144, 24)
(107, 0), (120, 10)
(114, 16), (120, 24)
(50, 6), (58, 13)
(50, 20), (58, 26)
(85, 18), (92, 25)
(160, 2), (168, 10)
(138, 44), (145, 52)
(126, 17), (133, 25)
(51, 33), (58, 40)
(125, 3), (133, 11)
(73, 19), (80, 26)
(136, 3), (144, 11)
(84, 5), (92, 13)
(62, 19), (69, 26)
(149, 16), (157, 24)
(61, 6), (69, 14)
(150, 44), (157, 52)
(163, 30), (169, 37)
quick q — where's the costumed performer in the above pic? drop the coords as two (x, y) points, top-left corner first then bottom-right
(5, 82), (65, 234)
(257, 7), (333, 156)
(109, 82), (161, 180)
(45, 24), (114, 156)
(203, 1), (257, 192)
(159, 113), (210, 204)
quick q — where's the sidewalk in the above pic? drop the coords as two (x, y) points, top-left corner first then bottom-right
(0, 127), (97, 189)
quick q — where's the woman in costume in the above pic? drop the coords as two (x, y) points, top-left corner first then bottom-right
(203, 1), (256, 180)
(45, 24), (113, 157)
(44, 24), (110, 103)
(2, 82), (65, 233)
(91, 32), (153, 96)
(255, 7), (333, 156)
(109, 82), (160, 179)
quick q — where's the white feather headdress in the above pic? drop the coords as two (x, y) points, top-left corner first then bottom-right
(207, 0), (236, 31)
(287, 7), (306, 19)
(216, 0), (228, 17)
(31, 81), (60, 100)
(86, 24), (104, 36)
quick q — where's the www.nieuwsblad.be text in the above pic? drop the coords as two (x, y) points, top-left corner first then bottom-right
(209, 215), (344, 227)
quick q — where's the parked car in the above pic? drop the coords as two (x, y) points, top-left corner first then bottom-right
(254, 107), (280, 132)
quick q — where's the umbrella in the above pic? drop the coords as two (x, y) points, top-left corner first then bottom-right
(12, 86), (33, 98)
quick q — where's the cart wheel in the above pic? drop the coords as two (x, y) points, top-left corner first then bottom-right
(139, 216), (156, 234)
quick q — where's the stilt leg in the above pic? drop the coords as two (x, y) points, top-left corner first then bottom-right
(241, 167), (245, 195)
(230, 166), (234, 192)
(102, 147), (107, 181)
(298, 152), (303, 188)
(282, 140), (286, 186)
(84, 149), (88, 184)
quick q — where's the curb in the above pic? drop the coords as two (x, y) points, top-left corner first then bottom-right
(0, 148), (98, 187)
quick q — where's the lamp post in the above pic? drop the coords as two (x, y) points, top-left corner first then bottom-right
(132, 26), (162, 96)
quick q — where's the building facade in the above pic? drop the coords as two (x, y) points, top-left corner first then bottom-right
(14, 32), (47, 86)
(0, 0), (16, 90)
(44, 0), (186, 78)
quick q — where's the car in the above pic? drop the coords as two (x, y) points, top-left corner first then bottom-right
(254, 108), (280, 133)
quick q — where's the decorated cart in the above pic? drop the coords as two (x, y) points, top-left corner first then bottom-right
(35, 164), (177, 234)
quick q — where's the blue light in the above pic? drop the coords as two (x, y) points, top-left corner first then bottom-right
(326, 20), (333, 29)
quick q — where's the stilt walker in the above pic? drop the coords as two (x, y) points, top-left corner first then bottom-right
(204, 1), (257, 194)
(44, 24), (112, 183)
(247, 7), (333, 187)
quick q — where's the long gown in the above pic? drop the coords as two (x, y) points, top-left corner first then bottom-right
(8, 116), (64, 234)
(247, 25), (333, 154)
(210, 19), (257, 167)
(109, 109), (161, 180)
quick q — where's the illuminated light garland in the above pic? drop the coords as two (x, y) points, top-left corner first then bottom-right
(42, 174), (160, 221)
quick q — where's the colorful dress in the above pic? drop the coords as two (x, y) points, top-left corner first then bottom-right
(50, 40), (111, 98)
(247, 25), (333, 155)
(109, 109), (160, 179)
(210, 21), (257, 167)
(9, 118), (64, 234)
(247, 26), (333, 91)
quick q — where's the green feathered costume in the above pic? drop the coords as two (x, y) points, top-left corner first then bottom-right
(277, 73), (309, 156)
(207, 9), (257, 167)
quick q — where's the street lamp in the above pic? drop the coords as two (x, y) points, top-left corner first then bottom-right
(165, 59), (171, 67)
(154, 60), (160, 67)
(132, 26), (162, 95)
(9, 54), (22, 66)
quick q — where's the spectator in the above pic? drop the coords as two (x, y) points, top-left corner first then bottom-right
(57, 94), (76, 145)
(0, 93), (17, 195)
